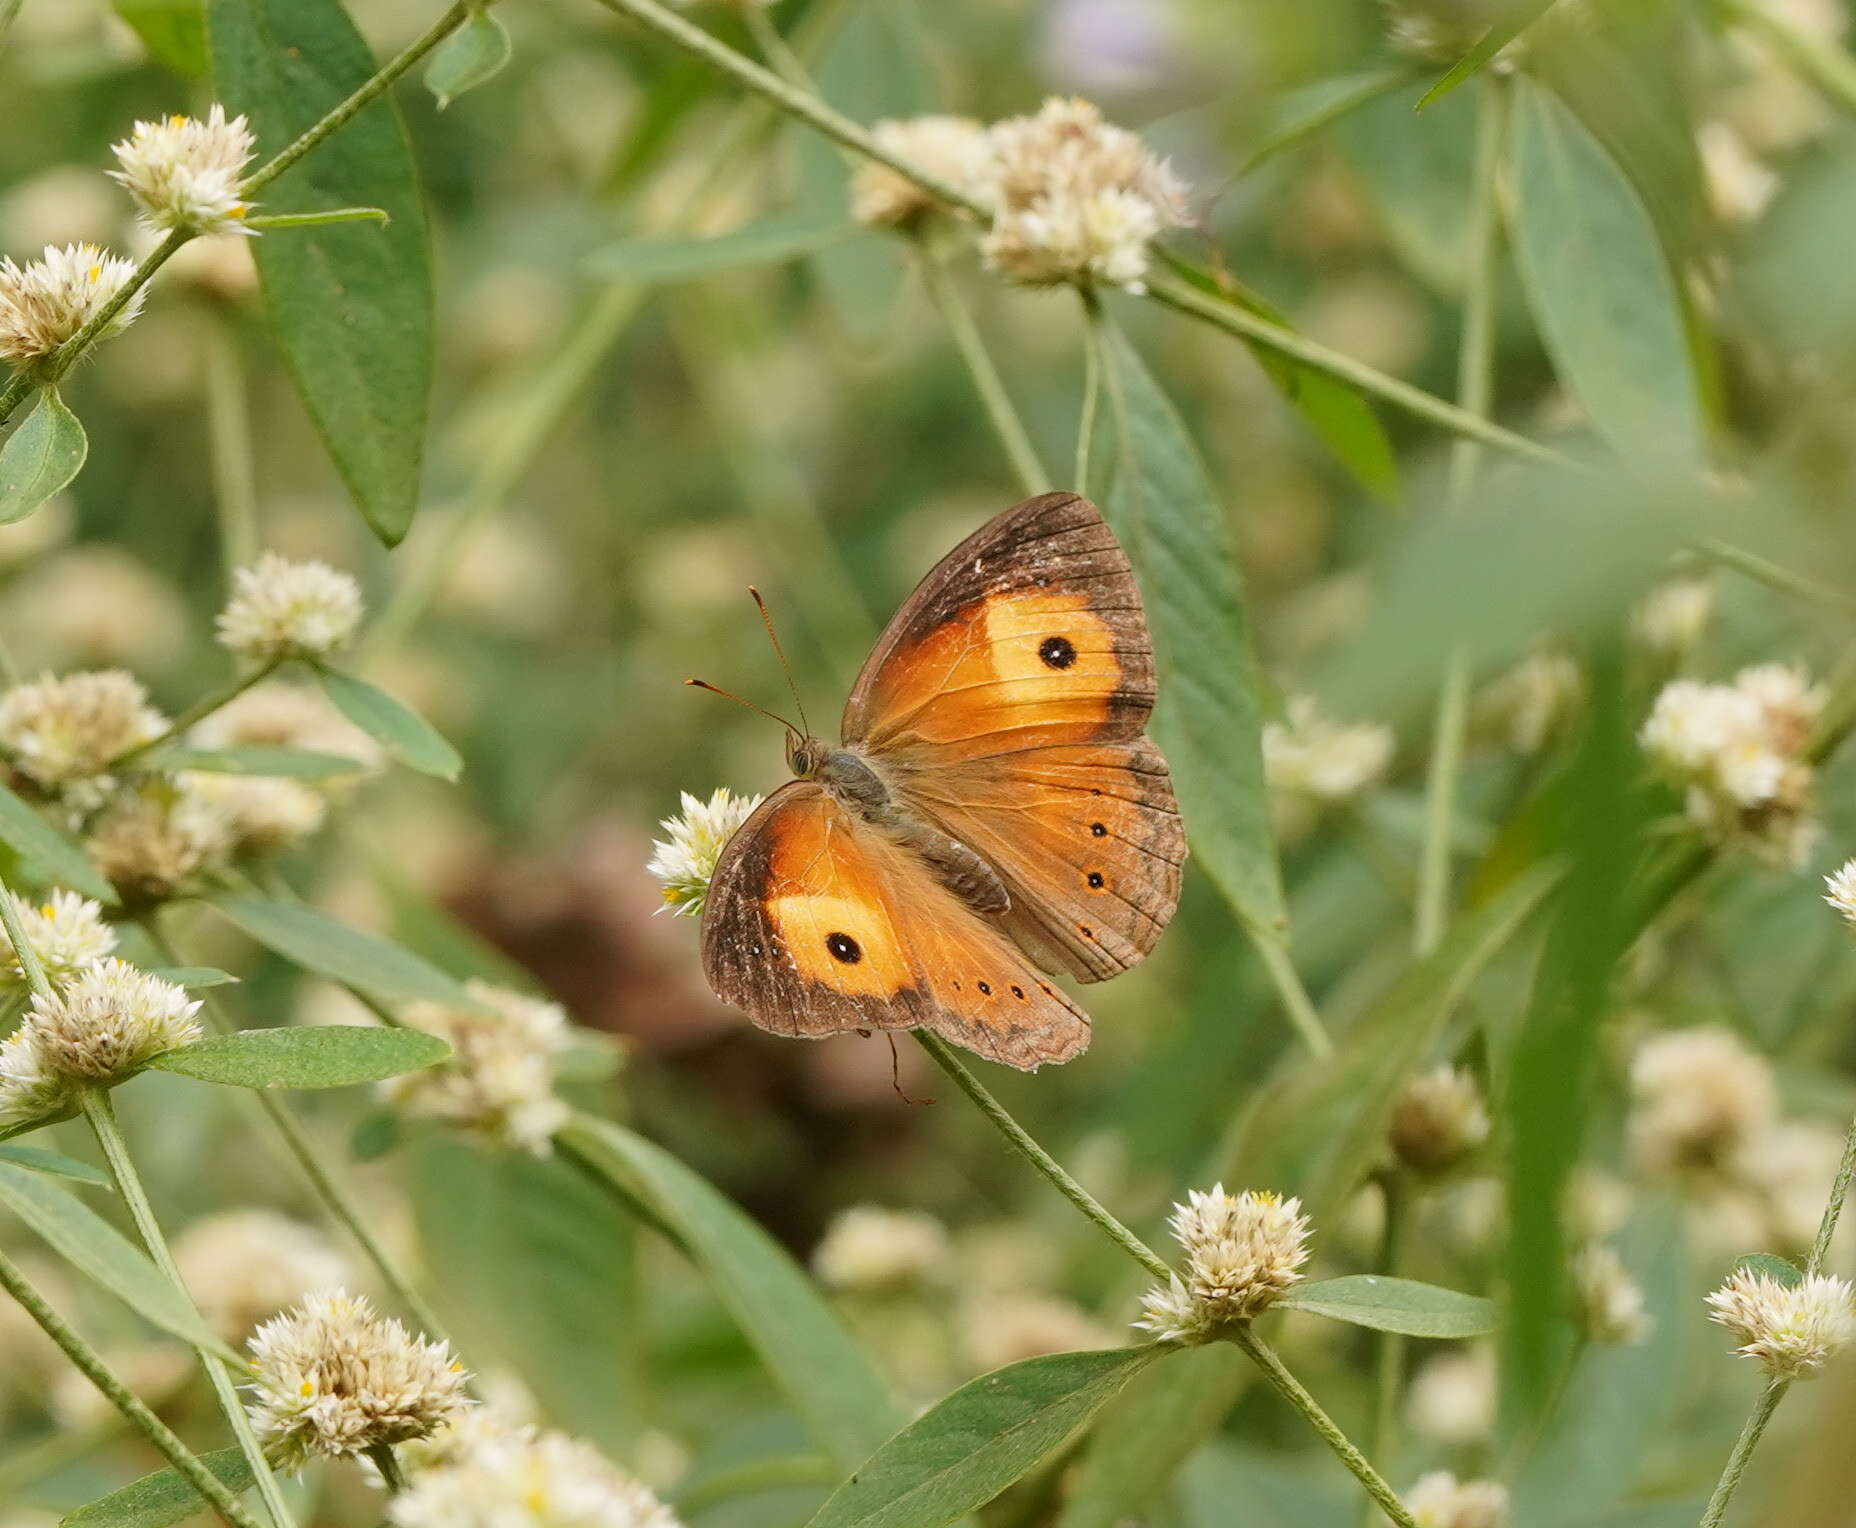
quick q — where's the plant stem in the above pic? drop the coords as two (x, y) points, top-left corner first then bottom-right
(1414, 651), (1470, 958)
(206, 320), (261, 579)
(1075, 291), (1103, 495)
(113, 660), (283, 768)
(1232, 1323), (1416, 1528)
(1698, 1376), (1790, 1528)
(81, 1089), (295, 1528)
(741, 0), (814, 89)
(0, 869), (52, 1000)
(0, 1248), (268, 1528)
(1699, 537), (1854, 610)
(1448, 75), (1508, 503)
(1807, 1108), (1856, 1276)
(141, 918), (458, 1353)
(915, 243), (1050, 498)
(1364, 1174), (1409, 1525)
(912, 1030), (1172, 1281)
(241, 2), (476, 196)
(1718, 0), (1856, 116)
(367, 1442), (409, 1494)
(1247, 925), (1335, 1060)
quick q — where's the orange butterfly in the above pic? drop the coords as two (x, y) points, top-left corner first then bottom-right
(701, 492), (1185, 1070)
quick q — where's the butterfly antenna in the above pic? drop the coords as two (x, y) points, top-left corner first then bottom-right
(683, 679), (801, 741)
(748, 587), (812, 738)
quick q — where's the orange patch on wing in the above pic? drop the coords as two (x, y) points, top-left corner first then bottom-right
(764, 803), (914, 997)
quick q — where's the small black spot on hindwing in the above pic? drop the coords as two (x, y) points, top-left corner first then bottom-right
(1089, 822), (1107, 837)
(977, 980), (992, 995)
(826, 932), (862, 964)
(1038, 635), (1077, 670)
(1087, 872), (1105, 888)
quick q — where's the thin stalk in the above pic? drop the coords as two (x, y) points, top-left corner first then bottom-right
(913, 1030), (1172, 1281)
(1075, 292), (1103, 495)
(1698, 1377), (1789, 1528)
(240, 3), (476, 196)
(915, 244), (1050, 498)
(1364, 1174), (1410, 1526)
(206, 320), (261, 578)
(113, 660), (283, 768)
(1247, 925), (1335, 1060)
(1448, 75), (1508, 502)
(241, 208), (389, 232)
(741, 1), (813, 90)
(0, 1249), (268, 1528)
(82, 1089), (295, 1528)
(1806, 1108), (1856, 1276)
(0, 870), (52, 999)
(1699, 537), (1854, 610)
(367, 1442), (408, 1494)
(1232, 1323), (1417, 1528)
(1718, 0), (1856, 116)
(141, 918), (457, 1352)
(1414, 651), (1470, 957)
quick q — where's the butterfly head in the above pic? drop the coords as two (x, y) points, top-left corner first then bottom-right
(785, 734), (832, 780)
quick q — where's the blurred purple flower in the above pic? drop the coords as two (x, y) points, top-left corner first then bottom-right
(1039, 0), (1183, 97)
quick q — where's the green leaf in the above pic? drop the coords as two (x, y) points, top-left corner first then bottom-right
(0, 1163), (236, 1360)
(1508, 78), (1703, 462)
(350, 1107), (402, 1161)
(1241, 69), (1412, 173)
(0, 1144), (110, 1187)
(560, 1115), (898, 1472)
(61, 1446), (252, 1528)
(145, 967), (239, 989)
(424, 7), (512, 107)
(142, 744), (367, 780)
(1417, 0), (1560, 109)
(1332, 81), (1478, 291)
(211, 0), (433, 544)
(148, 1025), (449, 1089)
(1733, 1252), (1802, 1288)
(111, 0), (209, 75)
(1279, 1276), (1498, 1337)
(808, 1349), (1163, 1528)
(0, 777), (118, 905)
(205, 891), (473, 1007)
(316, 666), (461, 780)
(585, 214), (850, 284)
(1097, 320), (1284, 935)
(0, 391), (88, 526)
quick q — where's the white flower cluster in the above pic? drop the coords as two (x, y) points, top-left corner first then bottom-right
(174, 1209), (351, 1343)
(391, 1421), (681, 1528)
(0, 958), (201, 1128)
(1632, 576), (1715, 656)
(216, 552), (365, 662)
(385, 981), (572, 1155)
(85, 778), (234, 905)
(851, 117), (1001, 231)
(246, 1289), (472, 1468)
(0, 244), (144, 366)
(0, 889), (115, 987)
(1474, 651), (1582, 756)
(812, 1205), (953, 1295)
(109, 107), (256, 236)
(646, 788), (762, 918)
(1639, 663), (1824, 865)
(1570, 1243), (1652, 1346)
(1263, 695), (1394, 803)
(1706, 1266), (1855, 1380)
(0, 669), (164, 797)
(1136, 1186), (1310, 1343)
(1399, 1472), (1510, 1528)
(1388, 1065), (1490, 1175)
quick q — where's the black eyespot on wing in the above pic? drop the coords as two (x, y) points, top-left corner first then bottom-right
(1087, 872), (1104, 888)
(1089, 822), (1107, 837)
(977, 980), (992, 995)
(1038, 635), (1077, 670)
(1010, 985), (1025, 999)
(1078, 925), (1094, 940)
(825, 932), (862, 964)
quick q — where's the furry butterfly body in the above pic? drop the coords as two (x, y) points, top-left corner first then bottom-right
(701, 492), (1185, 1069)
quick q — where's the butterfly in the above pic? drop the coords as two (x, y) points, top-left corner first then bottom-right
(700, 492), (1185, 1070)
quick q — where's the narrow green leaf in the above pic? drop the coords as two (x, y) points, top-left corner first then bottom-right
(1241, 69), (1412, 172)
(204, 892), (473, 1007)
(1733, 1252), (1802, 1288)
(0, 391), (87, 526)
(149, 1025), (449, 1089)
(1098, 320), (1284, 934)
(808, 1348), (1163, 1528)
(585, 214), (850, 283)
(1417, 0), (1560, 109)
(145, 967), (239, 989)
(111, 0), (209, 75)
(61, 1446), (252, 1528)
(1508, 78), (1703, 462)
(424, 8), (513, 108)
(0, 777), (119, 904)
(0, 1144), (110, 1187)
(211, 0), (433, 544)
(1279, 1276), (1498, 1337)
(0, 1163), (236, 1360)
(241, 206), (389, 231)
(316, 666), (461, 780)
(143, 744), (366, 780)
(560, 1116), (898, 1473)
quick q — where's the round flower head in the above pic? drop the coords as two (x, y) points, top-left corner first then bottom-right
(1264, 696), (1394, 804)
(216, 553), (364, 662)
(1825, 859), (1856, 929)
(812, 1205), (953, 1295)
(1399, 1472), (1510, 1528)
(192, 680), (381, 770)
(1571, 1243), (1652, 1346)
(246, 1289), (472, 1468)
(1406, 1346), (1496, 1447)
(85, 779), (233, 905)
(646, 788), (762, 918)
(1639, 680), (1764, 776)
(1475, 651), (1582, 755)
(1628, 1026), (1777, 1176)
(982, 96), (1189, 292)
(185, 771), (327, 855)
(851, 116), (1000, 230)
(389, 1426), (680, 1528)
(0, 244), (145, 365)
(174, 1210), (351, 1343)
(0, 670), (165, 792)
(1136, 1186), (1310, 1343)
(1388, 1065), (1490, 1175)
(1632, 576), (1714, 656)
(385, 981), (571, 1155)
(1706, 1267), (1855, 1380)
(109, 106), (256, 235)
(961, 1292), (1115, 1371)
(0, 889), (115, 988)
